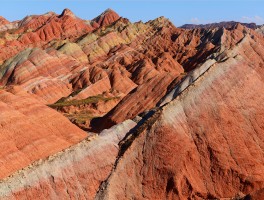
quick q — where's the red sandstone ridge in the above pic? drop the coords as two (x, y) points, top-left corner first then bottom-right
(0, 9), (264, 200)
(0, 8), (120, 64)
(0, 86), (87, 179)
(95, 31), (264, 200)
(92, 8), (120, 26)
(0, 16), (9, 25)
(59, 8), (76, 18)
(18, 8), (93, 45)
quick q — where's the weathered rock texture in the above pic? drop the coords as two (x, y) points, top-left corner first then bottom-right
(0, 86), (87, 179)
(0, 17), (9, 26)
(0, 120), (136, 200)
(256, 25), (264, 36)
(96, 29), (264, 200)
(3, 9), (213, 130)
(0, 8), (264, 200)
(92, 8), (120, 27)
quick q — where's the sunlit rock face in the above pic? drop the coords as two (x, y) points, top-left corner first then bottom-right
(96, 34), (264, 199)
(256, 25), (264, 35)
(0, 86), (87, 179)
(0, 8), (264, 200)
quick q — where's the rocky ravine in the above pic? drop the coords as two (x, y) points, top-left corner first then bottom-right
(0, 8), (264, 200)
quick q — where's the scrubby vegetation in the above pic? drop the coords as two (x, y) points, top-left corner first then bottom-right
(48, 94), (119, 108)
(64, 112), (96, 124)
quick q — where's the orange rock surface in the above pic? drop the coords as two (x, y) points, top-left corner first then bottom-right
(96, 29), (264, 200)
(0, 8), (263, 200)
(0, 16), (9, 26)
(0, 120), (136, 199)
(92, 8), (120, 27)
(0, 86), (86, 179)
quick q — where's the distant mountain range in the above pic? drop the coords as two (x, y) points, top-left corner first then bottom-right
(180, 21), (261, 29)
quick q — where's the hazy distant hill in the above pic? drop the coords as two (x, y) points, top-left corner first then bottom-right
(180, 21), (259, 29)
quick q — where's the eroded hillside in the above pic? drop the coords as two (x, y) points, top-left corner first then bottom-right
(0, 8), (264, 200)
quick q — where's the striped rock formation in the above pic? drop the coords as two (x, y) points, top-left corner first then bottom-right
(0, 8), (264, 200)
(0, 86), (87, 179)
(96, 32), (264, 199)
(0, 120), (136, 200)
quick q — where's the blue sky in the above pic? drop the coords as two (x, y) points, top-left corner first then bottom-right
(1, 0), (264, 26)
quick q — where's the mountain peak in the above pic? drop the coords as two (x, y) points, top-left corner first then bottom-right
(60, 8), (75, 18)
(0, 16), (9, 25)
(104, 8), (114, 13)
(93, 8), (120, 26)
